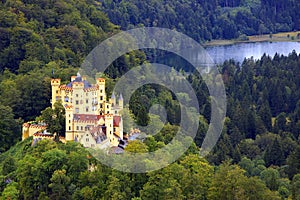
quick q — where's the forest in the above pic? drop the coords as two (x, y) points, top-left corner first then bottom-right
(100, 0), (300, 42)
(0, 0), (300, 199)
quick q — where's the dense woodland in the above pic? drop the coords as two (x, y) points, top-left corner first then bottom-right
(0, 0), (300, 199)
(101, 0), (300, 41)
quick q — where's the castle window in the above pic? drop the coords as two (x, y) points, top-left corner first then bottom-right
(113, 127), (116, 132)
(80, 100), (83, 104)
(75, 108), (79, 113)
(81, 126), (83, 130)
(100, 89), (103, 93)
(69, 120), (71, 123)
(86, 99), (88, 103)
(76, 100), (79, 105)
(107, 105), (109, 108)
(100, 96), (103, 100)
(76, 94), (78, 97)
(69, 126), (71, 130)
(76, 126), (79, 130)
(56, 90), (59, 94)
(86, 138), (89, 142)
(86, 107), (89, 112)
(100, 104), (103, 108)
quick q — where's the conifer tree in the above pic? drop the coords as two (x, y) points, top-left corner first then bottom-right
(264, 138), (284, 167)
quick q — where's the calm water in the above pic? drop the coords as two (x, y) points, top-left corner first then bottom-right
(205, 41), (300, 64)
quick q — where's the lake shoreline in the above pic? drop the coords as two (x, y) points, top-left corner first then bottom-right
(204, 40), (300, 64)
(203, 31), (300, 47)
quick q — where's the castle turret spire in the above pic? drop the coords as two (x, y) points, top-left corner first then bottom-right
(119, 93), (123, 109)
(111, 92), (116, 99)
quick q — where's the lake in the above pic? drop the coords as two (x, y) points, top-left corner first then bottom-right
(205, 41), (300, 64)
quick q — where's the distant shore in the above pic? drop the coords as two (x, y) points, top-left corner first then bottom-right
(204, 31), (300, 47)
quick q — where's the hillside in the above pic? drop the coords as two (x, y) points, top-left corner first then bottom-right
(100, 0), (300, 42)
(0, 137), (286, 199)
(0, 0), (300, 199)
(0, 0), (114, 152)
(0, 0), (146, 152)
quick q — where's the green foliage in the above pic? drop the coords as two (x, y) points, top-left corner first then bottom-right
(101, 0), (300, 41)
(1, 156), (16, 176)
(0, 0), (118, 122)
(0, 103), (21, 152)
(264, 138), (284, 167)
(8, 140), (90, 199)
(40, 101), (66, 137)
(291, 174), (300, 200)
(0, 136), (289, 200)
(287, 146), (300, 179)
(125, 140), (149, 153)
(260, 167), (280, 190)
(207, 162), (280, 200)
(48, 169), (71, 200)
(1, 182), (19, 200)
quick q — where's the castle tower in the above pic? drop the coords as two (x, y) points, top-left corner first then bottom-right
(105, 114), (115, 145)
(51, 79), (61, 108)
(72, 81), (84, 114)
(104, 102), (112, 114)
(65, 105), (74, 141)
(96, 78), (106, 113)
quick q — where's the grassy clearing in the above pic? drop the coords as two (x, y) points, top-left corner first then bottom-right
(204, 31), (300, 47)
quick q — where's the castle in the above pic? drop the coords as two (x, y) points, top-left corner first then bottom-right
(22, 73), (125, 149)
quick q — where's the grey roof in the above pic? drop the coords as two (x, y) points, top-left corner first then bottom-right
(111, 92), (116, 99)
(66, 76), (92, 89)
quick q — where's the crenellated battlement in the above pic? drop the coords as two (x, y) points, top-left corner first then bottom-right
(96, 78), (105, 83)
(51, 79), (61, 85)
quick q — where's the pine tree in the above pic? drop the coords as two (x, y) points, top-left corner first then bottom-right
(287, 146), (300, 179)
(136, 106), (149, 126)
(258, 102), (272, 131)
(264, 138), (284, 167)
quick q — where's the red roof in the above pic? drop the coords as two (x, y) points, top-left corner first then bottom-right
(90, 125), (106, 136)
(113, 116), (121, 127)
(73, 114), (104, 121)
